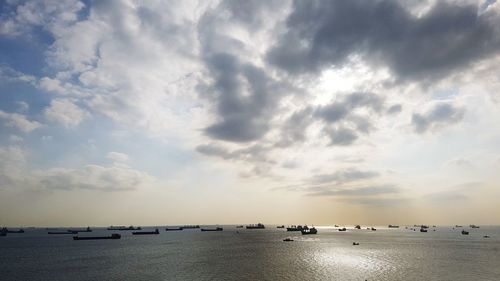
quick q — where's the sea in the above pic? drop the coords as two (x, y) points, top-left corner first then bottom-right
(1, 225), (499, 281)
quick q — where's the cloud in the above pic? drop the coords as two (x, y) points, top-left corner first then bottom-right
(44, 99), (90, 128)
(387, 104), (402, 114)
(267, 0), (500, 82)
(36, 164), (152, 191)
(0, 145), (27, 188)
(422, 181), (484, 202)
(307, 184), (400, 197)
(106, 152), (129, 163)
(412, 102), (465, 133)
(196, 143), (273, 163)
(0, 145), (154, 192)
(0, 0), (85, 36)
(309, 168), (379, 185)
(0, 111), (42, 132)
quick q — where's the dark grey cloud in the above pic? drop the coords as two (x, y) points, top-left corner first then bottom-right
(196, 143), (274, 164)
(198, 5), (287, 143)
(412, 103), (465, 133)
(387, 104), (402, 114)
(268, 0), (500, 81)
(276, 106), (314, 147)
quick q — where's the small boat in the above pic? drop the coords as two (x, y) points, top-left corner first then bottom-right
(236, 225), (244, 228)
(338, 228), (347, 232)
(470, 225), (480, 229)
(246, 223), (265, 229)
(483, 235), (490, 238)
(420, 225), (429, 229)
(354, 225), (361, 229)
(165, 227), (183, 231)
(353, 242), (360, 245)
(286, 225), (303, 232)
(420, 228), (428, 233)
(455, 225), (462, 228)
(301, 227), (317, 235)
(461, 230), (469, 235)
(73, 234), (121, 240)
(283, 237), (294, 242)
(388, 225), (399, 228)
(277, 225), (285, 229)
(371, 227), (376, 231)
(133, 229), (160, 235)
(201, 227), (223, 232)
(107, 226), (141, 231)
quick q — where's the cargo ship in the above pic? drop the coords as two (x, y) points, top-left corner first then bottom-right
(181, 225), (200, 229)
(388, 225), (399, 228)
(201, 227), (223, 231)
(107, 226), (141, 231)
(301, 226), (317, 235)
(73, 234), (121, 240)
(67, 227), (92, 233)
(165, 227), (183, 231)
(286, 225), (304, 231)
(48, 231), (75, 234)
(246, 223), (265, 229)
(133, 229), (160, 235)
(2, 227), (24, 233)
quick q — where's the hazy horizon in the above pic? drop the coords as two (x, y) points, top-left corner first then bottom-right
(2, 0), (500, 227)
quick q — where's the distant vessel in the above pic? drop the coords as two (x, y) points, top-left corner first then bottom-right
(286, 225), (304, 232)
(181, 225), (200, 229)
(353, 242), (360, 245)
(74, 234), (121, 240)
(246, 223), (265, 229)
(107, 226), (141, 231)
(283, 237), (294, 242)
(277, 225), (285, 229)
(236, 225), (244, 228)
(133, 229), (160, 235)
(388, 225), (399, 228)
(334, 225), (339, 227)
(301, 226), (317, 235)
(201, 227), (223, 232)
(68, 227), (91, 233)
(469, 225), (480, 229)
(420, 228), (428, 233)
(338, 228), (347, 232)
(455, 225), (463, 228)
(483, 235), (490, 238)
(48, 231), (74, 235)
(2, 227), (25, 233)
(461, 230), (469, 235)
(165, 227), (183, 231)
(354, 225), (361, 229)
(371, 227), (377, 231)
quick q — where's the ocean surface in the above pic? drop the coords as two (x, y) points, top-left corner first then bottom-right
(1, 225), (499, 281)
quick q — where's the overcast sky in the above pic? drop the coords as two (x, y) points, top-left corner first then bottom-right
(1, 0), (500, 226)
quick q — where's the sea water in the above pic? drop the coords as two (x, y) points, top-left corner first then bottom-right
(1, 226), (499, 280)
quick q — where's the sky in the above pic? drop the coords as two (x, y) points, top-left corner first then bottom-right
(1, 0), (500, 227)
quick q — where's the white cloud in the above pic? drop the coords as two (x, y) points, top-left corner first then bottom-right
(36, 164), (153, 191)
(106, 152), (129, 163)
(0, 110), (42, 132)
(44, 99), (90, 128)
(0, 145), (154, 191)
